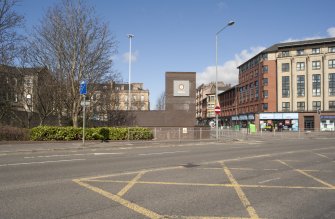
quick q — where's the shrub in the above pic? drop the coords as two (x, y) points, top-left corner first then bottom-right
(128, 127), (154, 140)
(29, 126), (153, 141)
(99, 127), (110, 141)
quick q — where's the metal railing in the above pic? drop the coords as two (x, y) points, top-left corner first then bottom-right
(129, 127), (335, 143)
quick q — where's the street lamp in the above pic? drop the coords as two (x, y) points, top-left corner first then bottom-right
(127, 34), (134, 111)
(215, 21), (235, 141)
(26, 94), (32, 128)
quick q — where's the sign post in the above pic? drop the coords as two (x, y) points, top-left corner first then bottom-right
(80, 81), (87, 145)
(215, 106), (221, 141)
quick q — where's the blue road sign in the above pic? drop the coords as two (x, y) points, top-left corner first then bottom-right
(80, 81), (87, 95)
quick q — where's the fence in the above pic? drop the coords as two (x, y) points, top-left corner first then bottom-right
(139, 127), (335, 142)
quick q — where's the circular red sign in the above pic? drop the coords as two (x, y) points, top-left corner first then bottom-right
(214, 106), (221, 114)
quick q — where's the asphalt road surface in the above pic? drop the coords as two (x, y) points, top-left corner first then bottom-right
(0, 137), (334, 219)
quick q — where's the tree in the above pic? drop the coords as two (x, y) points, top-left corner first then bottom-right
(156, 91), (165, 110)
(0, 0), (24, 65)
(27, 0), (118, 127)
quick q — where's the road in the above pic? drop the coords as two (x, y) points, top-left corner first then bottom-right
(0, 138), (334, 219)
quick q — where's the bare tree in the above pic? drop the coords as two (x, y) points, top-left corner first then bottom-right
(156, 91), (165, 110)
(0, 0), (24, 65)
(26, 0), (118, 127)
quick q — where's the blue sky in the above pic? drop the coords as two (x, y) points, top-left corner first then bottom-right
(16, 0), (335, 109)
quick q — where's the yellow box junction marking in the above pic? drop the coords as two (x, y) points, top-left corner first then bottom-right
(84, 178), (334, 190)
(73, 179), (162, 219)
(277, 160), (335, 189)
(117, 171), (146, 197)
(220, 162), (260, 219)
(72, 147), (335, 219)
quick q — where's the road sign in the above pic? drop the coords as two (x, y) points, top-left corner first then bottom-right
(80, 81), (87, 95)
(215, 106), (221, 115)
(81, 101), (90, 107)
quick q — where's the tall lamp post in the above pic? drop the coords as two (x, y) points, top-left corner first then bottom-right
(215, 21), (235, 140)
(26, 94), (32, 128)
(127, 34), (134, 111)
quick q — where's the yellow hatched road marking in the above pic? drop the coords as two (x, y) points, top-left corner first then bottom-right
(117, 171), (146, 197)
(73, 179), (162, 219)
(220, 162), (260, 219)
(164, 216), (252, 219)
(277, 160), (335, 189)
(84, 179), (334, 190)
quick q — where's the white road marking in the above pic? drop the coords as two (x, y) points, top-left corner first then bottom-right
(0, 159), (85, 167)
(313, 153), (331, 159)
(24, 152), (123, 159)
(259, 177), (280, 184)
(138, 150), (188, 156)
(93, 153), (123, 156)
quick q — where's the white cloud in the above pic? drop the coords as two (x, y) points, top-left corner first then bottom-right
(282, 26), (335, 43)
(197, 47), (265, 86)
(281, 36), (322, 43)
(327, 27), (335, 37)
(123, 50), (139, 63)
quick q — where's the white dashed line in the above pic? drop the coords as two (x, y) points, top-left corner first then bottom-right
(0, 159), (85, 167)
(259, 177), (280, 184)
(138, 151), (188, 156)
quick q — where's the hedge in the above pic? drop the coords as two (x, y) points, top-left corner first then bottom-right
(30, 126), (153, 141)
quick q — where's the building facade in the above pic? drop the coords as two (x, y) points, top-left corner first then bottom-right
(90, 82), (150, 121)
(219, 37), (335, 131)
(196, 82), (230, 125)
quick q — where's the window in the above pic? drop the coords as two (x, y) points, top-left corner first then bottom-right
(329, 73), (335, 96)
(282, 102), (290, 112)
(141, 95), (145, 102)
(282, 76), (290, 97)
(255, 80), (259, 99)
(255, 70), (258, 77)
(297, 49), (304, 56)
(300, 103), (308, 113)
(297, 75), (305, 97)
(329, 46), (335, 53)
(312, 74), (321, 96)
(312, 101), (321, 110)
(282, 63), (290, 72)
(329, 101), (335, 110)
(262, 65), (268, 73)
(329, 59), (335, 68)
(262, 53), (268, 60)
(312, 48), (320, 54)
(263, 78), (268, 86)
(312, 61), (321, 70)
(15, 94), (19, 102)
(296, 62), (305, 71)
(263, 90), (268, 99)
(282, 51), (290, 57)
(263, 103), (268, 110)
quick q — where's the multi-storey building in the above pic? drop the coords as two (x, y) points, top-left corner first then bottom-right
(219, 37), (335, 131)
(196, 82), (230, 124)
(112, 82), (150, 111)
(90, 82), (150, 121)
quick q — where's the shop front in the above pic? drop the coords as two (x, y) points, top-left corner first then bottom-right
(320, 115), (335, 131)
(231, 114), (255, 129)
(259, 113), (299, 132)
